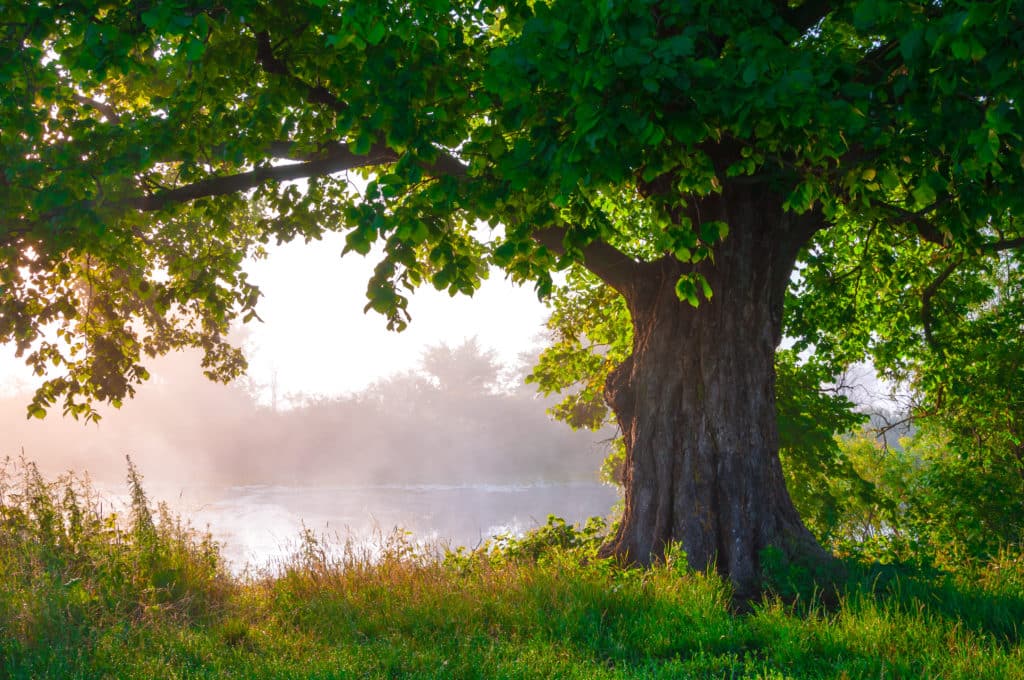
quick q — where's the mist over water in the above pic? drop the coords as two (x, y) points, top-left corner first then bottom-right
(1, 340), (618, 570)
(97, 481), (618, 571)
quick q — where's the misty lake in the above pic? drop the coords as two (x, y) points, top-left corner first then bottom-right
(106, 480), (619, 571)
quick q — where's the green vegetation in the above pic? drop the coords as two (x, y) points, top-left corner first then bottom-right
(795, 424), (1024, 571)
(3, 458), (1023, 679)
(3, 2), (1022, 668)
(6, 0), (1023, 584)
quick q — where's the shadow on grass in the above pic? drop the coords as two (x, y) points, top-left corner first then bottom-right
(763, 553), (1024, 645)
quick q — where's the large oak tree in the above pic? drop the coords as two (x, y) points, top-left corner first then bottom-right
(2, 0), (1022, 592)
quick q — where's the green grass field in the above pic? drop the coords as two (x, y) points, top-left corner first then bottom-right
(2, 460), (1022, 679)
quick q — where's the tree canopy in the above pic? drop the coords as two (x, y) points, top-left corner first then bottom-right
(3, 0), (1020, 419)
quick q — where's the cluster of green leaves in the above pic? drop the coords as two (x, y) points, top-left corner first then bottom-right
(773, 417), (1024, 571)
(831, 424), (1024, 568)
(774, 351), (871, 544)
(900, 427), (1024, 568)
(1, 2), (287, 420)
(471, 514), (609, 564)
(784, 199), (1024, 560)
(1, 0), (495, 417)
(527, 266), (631, 431)
(776, 0), (1024, 558)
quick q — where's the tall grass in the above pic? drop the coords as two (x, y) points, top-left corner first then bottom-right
(0, 456), (229, 665)
(2, 459), (1023, 679)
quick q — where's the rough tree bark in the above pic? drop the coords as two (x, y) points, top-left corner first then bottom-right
(597, 183), (831, 596)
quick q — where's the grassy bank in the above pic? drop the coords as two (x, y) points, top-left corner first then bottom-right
(2, 459), (1023, 679)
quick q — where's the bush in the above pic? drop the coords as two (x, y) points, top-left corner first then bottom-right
(485, 514), (607, 562)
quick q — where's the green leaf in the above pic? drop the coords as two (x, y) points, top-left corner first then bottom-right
(911, 182), (936, 208)
(700, 220), (729, 244)
(140, 8), (164, 29)
(951, 39), (970, 60)
(853, 0), (878, 30)
(879, 168), (900, 191)
(184, 38), (205, 62)
(784, 182), (816, 214)
(900, 28), (923, 62)
(697, 273), (713, 301)
(675, 276), (699, 308)
(742, 63), (760, 85)
(350, 133), (373, 155)
(409, 220), (429, 244)
(366, 23), (387, 46)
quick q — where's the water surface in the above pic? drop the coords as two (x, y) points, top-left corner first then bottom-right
(126, 481), (619, 571)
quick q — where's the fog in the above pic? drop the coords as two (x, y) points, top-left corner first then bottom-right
(0, 338), (618, 567)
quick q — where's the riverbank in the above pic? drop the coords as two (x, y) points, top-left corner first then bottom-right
(3, 461), (1023, 679)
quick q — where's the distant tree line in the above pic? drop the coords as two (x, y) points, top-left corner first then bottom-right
(1, 339), (612, 487)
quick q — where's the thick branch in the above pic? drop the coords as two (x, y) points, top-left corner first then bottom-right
(921, 255), (962, 351)
(5, 140), (468, 240)
(250, 33), (467, 178)
(248, 140), (466, 177)
(127, 144), (398, 212)
(979, 235), (1024, 253)
(133, 139), (469, 212)
(533, 226), (640, 294)
(156, 140), (464, 177)
(872, 198), (952, 246)
(255, 31), (348, 114)
(72, 94), (121, 123)
(877, 199), (1024, 253)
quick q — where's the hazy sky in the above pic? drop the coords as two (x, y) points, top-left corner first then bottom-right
(0, 232), (552, 402)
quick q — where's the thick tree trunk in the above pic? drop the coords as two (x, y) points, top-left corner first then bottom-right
(600, 186), (830, 596)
